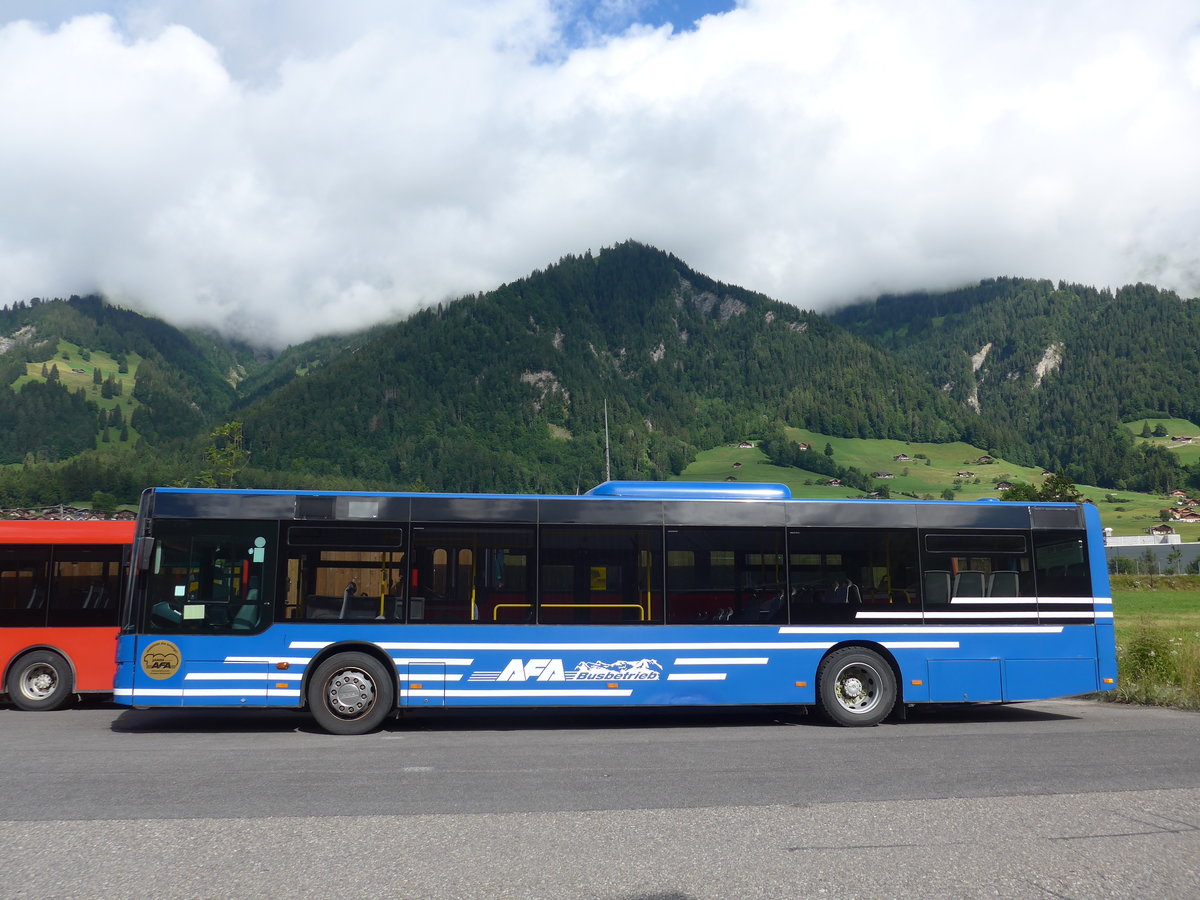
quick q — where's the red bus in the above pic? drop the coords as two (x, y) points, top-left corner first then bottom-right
(1, 520), (134, 710)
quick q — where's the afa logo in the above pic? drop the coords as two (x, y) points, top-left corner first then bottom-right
(489, 658), (663, 682)
(140, 640), (182, 680)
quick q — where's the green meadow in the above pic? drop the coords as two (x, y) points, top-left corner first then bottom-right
(1126, 417), (1200, 467)
(679, 431), (1189, 537)
(10, 341), (145, 450)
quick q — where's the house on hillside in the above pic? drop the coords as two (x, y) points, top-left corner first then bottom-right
(976, 456), (995, 464)
(1169, 490), (1188, 500)
(893, 453), (911, 462)
(996, 481), (1014, 491)
(825, 479), (842, 487)
(796, 442), (810, 451)
(956, 471), (974, 478)
(872, 472), (894, 479)
(1150, 524), (1176, 535)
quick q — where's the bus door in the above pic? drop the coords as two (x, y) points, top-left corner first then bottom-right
(130, 522), (275, 707)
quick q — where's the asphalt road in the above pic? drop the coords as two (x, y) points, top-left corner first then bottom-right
(1, 699), (1197, 899)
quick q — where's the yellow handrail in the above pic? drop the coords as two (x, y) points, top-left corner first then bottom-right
(492, 602), (646, 621)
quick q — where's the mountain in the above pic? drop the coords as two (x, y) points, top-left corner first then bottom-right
(234, 242), (973, 493)
(0, 295), (245, 462)
(1, 244), (1197, 505)
(830, 278), (1193, 490)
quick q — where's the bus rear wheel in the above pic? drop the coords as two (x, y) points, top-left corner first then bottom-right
(7, 650), (74, 711)
(816, 647), (897, 727)
(308, 652), (395, 735)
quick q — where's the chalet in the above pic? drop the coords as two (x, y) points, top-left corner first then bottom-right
(1150, 524), (1176, 535)
(796, 442), (810, 451)
(976, 456), (995, 464)
(872, 472), (894, 479)
(724, 475), (738, 482)
(996, 481), (1014, 491)
(1171, 436), (1195, 444)
(1177, 511), (1200, 524)
(1169, 490), (1188, 499)
(893, 454), (911, 462)
(825, 479), (842, 487)
(955, 471), (974, 478)
(737, 441), (753, 449)
(732, 461), (742, 469)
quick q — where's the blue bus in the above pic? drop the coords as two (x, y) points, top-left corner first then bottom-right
(114, 482), (1117, 734)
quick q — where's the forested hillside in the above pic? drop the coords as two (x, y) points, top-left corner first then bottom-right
(236, 242), (974, 492)
(3, 244), (1199, 506)
(831, 279), (1192, 491)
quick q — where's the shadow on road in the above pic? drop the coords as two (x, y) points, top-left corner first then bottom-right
(106, 699), (1084, 735)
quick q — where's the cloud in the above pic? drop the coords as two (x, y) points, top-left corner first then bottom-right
(0, 1), (1198, 347)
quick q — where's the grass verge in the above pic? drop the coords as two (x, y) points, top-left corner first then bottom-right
(1108, 575), (1200, 710)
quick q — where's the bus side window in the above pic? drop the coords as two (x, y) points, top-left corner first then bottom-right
(409, 526), (535, 624)
(1033, 531), (1091, 597)
(665, 528), (785, 624)
(789, 529), (919, 625)
(0, 549), (49, 628)
(922, 533), (1033, 605)
(283, 525), (405, 623)
(539, 527), (661, 625)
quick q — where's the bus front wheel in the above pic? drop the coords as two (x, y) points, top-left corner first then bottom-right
(816, 647), (897, 727)
(7, 650), (74, 711)
(308, 652), (395, 735)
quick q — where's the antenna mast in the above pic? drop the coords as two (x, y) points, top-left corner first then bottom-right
(604, 398), (611, 482)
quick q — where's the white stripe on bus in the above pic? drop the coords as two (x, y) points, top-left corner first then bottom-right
(293, 641), (840, 651)
(185, 672), (302, 681)
(673, 657), (768, 665)
(401, 689), (634, 698)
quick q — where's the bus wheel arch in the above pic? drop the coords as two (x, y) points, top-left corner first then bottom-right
(815, 643), (900, 727)
(5, 648), (76, 711)
(304, 643), (397, 735)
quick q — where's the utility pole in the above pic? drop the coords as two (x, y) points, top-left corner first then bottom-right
(604, 398), (611, 483)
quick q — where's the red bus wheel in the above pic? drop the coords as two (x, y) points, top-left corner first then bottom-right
(7, 650), (74, 711)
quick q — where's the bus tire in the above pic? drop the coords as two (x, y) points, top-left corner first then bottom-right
(6, 650), (74, 711)
(816, 647), (896, 727)
(308, 652), (395, 735)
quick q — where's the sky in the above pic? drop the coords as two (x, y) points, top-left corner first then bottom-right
(1, 1), (1198, 348)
